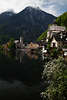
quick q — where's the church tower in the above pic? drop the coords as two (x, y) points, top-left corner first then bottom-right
(20, 36), (24, 49)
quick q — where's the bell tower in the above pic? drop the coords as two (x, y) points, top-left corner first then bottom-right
(20, 36), (24, 49)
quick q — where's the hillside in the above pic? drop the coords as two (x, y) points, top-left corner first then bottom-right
(55, 12), (67, 28)
(0, 6), (55, 43)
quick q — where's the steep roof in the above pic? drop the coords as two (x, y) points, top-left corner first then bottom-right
(48, 24), (66, 31)
(52, 31), (67, 43)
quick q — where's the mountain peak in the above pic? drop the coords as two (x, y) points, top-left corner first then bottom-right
(23, 6), (41, 12)
(0, 10), (15, 16)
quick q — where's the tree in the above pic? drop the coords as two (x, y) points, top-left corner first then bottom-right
(8, 38), (15, 50)
(56, 12), (67, 29)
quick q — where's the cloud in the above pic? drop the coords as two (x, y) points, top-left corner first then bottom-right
(0, 0), (43, 13)
(41, 0), (67, 16)
(0, 0), (67, 16)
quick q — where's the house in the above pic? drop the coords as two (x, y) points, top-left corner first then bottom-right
(50, 34), (66, 48)
(47, 24), (66, 39)
(45, 24), (67, 48)
(51, 37), (58, 48)
(51, 30), (67, 48)
(41, 46), (47, 53)
(27, 42), (39, 49)
(14, 40), (20, 49)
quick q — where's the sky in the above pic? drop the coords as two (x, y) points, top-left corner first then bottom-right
(0, 0), (67, 16)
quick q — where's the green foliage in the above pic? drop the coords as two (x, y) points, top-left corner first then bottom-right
(47, 41), (51, 50)
(8, 38), (15, 50)
(41, 57), (67, 100)
(0, 45), (3, 50)
(56, 12), (67, 29)
(37, 30), (47, 41)
(63, 45), (67, 48)
(50, 48), (58, 57)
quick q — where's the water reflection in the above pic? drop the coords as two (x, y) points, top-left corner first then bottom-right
(16, 50), (25, 63)
(15, 50), (39, 63)
(0, 50), (41, 100)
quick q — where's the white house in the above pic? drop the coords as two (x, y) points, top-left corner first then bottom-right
(51, 37), (58, 48)
(47, 24), (66, 39)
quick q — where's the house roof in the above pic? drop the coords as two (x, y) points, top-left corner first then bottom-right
(51, 35), (62, 42)
(48, 24), (66, 31)
(51, 31), (67, 42)
(14, 40), (19, 44)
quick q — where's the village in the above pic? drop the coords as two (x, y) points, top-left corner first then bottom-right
(40, 24), (67, 59)
(15, 24), (67, 61)
(0, 24), (67, 62)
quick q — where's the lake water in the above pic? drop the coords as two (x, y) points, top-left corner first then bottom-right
(0, 50), (42, 100)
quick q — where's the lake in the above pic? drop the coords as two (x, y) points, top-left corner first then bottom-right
(0, 50), (42, 100)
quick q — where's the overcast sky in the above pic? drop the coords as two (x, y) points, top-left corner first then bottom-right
(0, 0), (67, 16)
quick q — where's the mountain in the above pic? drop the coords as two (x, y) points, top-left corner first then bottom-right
(0, 11), (15, 24)
(0, 6), (56, 43)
